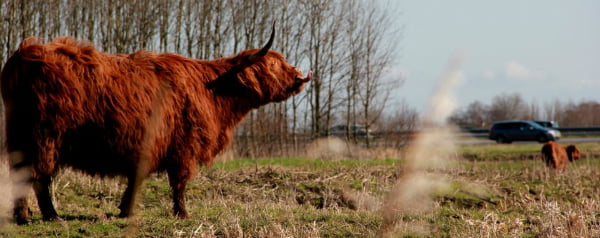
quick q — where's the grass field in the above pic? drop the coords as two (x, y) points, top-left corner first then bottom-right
(1, 142), (599, 237)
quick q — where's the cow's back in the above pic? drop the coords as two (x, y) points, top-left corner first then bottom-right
(1, 37), (185, 176)
(541, 142), (568, 170)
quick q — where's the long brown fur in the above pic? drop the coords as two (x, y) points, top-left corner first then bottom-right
(1, 34), (311, 224)
(541, 142), (580, 170)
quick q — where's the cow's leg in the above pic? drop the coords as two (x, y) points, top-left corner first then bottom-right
(12, 197), (31, 225)
(9, 151), (33, 225)
(118, 159), (152, 218)
(118, 174), (143, 218)
(9, 145), (59, 224)
(118, 176), (134, 217)
(167, 164), (195, 219)
(32, 175), (60, 221)
(30, 137), (62, 222)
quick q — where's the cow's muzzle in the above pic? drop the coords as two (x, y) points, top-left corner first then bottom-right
(295, 71), (313, 83)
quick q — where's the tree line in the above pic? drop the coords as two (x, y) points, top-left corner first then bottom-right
(0, 0), (401, 157)
(449, 92), (600, 129)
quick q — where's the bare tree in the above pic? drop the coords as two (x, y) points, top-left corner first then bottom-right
(279, 1), (309, 154)
(560, 101), (600, 127)
(49, 0), (63, 39)
(489, 93), (528, 122)
(303, 0), (332, 137)
(357, 1), (399, 147)
(543, 99), (564, 123)
(449, 100), (490, 128)
(321, 4), (346, 138)
(379, 100), (418, 148)
(66, 0), (81, 38)
(18, 0), (35, 39)
(344, 0), (363, 141)
(135, 0), (158, 50)
(524, 100), (540, 121)
(182, 0), (199, 56)
(3, 0), (19, 60)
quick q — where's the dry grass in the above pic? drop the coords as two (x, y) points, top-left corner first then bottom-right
(0, 143), (599, 237)
(303, 137), (403, 160)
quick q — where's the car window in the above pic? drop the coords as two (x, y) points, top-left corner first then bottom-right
(528, 122), (545, 129)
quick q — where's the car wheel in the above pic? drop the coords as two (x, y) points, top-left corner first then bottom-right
(537, 134), (549, 143)
(496, 136), (511, 144)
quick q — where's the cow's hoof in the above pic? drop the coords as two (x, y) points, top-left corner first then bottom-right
(43, 215), (63, 222)
(14, 208), (33, 225)
(15, 217), (32, 225)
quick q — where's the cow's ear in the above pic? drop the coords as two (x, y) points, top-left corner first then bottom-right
(248, 23), (275, 63)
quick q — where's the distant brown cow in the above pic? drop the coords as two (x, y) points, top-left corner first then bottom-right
(541, 142), (580, 170)
(1, 26), (312, 224)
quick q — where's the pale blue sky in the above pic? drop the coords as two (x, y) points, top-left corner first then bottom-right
(388, 0), (600, 112)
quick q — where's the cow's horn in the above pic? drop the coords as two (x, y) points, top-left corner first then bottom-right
(248, 22), (275, 62)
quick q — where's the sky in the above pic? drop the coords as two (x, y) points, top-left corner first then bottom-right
(387, 0), (600, 113)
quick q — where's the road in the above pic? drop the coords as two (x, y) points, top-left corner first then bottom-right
(456, 137), (600, 145)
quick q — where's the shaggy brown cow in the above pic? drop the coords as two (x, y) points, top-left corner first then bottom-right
(541, 142), (580, 170)
(1, 26), (312, 224)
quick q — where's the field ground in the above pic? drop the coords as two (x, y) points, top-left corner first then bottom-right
(1, 142), (599, 237)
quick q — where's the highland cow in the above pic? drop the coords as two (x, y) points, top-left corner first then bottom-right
(1, 26), (312, 224)
(541, 142), (580, 170)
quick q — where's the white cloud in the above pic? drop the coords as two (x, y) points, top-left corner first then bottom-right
(505, 61), (543, 80)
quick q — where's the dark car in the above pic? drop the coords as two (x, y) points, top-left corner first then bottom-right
(489, 120), (561, 143)
(329, 124), (372, 139)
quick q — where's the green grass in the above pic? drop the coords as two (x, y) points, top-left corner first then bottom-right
(459, 142), (600, 162)
(210, 157), (399, 170)
(1, 143), (599, 237)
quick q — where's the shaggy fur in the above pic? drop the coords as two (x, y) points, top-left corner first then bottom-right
(541, 142), (580, 170)
(1, 32), (311, 224)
